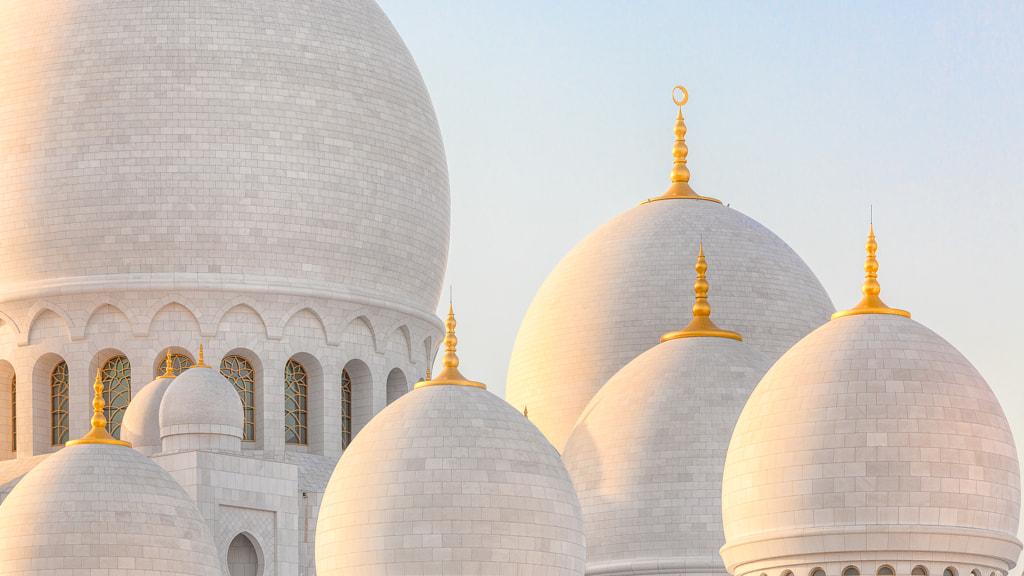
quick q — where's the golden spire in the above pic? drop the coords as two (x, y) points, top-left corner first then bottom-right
(643, 86), (721, 205)
(67, 368), (131, 447)
(661, 244), (742, 342)
(193, 343), (210, 368)
(157, 350), (176, 379)
(832, 223), (910, 319)
(414, 303), (486, 389)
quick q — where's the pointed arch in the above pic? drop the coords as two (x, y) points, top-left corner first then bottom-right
(24, 303), (73, 345)
(146, 301), (202, 336)
(141, 297), (204, 336)
(282, 306), (330, 344)
(83, 295), (139, 336)
(383, 322), (413, 364)
(84, 304), (133, 339)
(0, 310), (20, 337)
(341, 314), (378, 353)
(214, 299), (270, 340)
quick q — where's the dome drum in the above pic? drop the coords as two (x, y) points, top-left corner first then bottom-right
(720, 527), (1023, 576)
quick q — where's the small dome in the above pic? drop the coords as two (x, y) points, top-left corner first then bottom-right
(564, 336), (769, 576)
(160, 362), (243, 453)
(721, 312), (1022, 574)
(0, 442), (220, 575)
(122, 355), (178, 455)
(506, 91), (833, 451)
(506, 199), (835, 450)
(316, 306), (585, 575)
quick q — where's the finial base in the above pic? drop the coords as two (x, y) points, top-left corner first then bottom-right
(67, 427), (131, 447)
(414, 365), (487, 390)
(661, 316), (742, 342)
(832, 294), (910, 320)
(641, 182), (722, 205)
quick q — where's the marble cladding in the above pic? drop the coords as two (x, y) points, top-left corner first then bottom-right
(563, 336), (771, 576)
(721, 313), (1022, 576)
(506, 198), (836, 452)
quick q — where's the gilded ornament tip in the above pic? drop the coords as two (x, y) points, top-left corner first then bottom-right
(661, 244), (742, 342)
(832, 222), (910, 320)
(66, 367), (130, 447)
(414, 302), (486, 390)
(158, 349), (175, 379)
(642, 85), (722, 205)
(194, 343), (210, 368)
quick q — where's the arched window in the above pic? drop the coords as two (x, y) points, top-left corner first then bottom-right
(943, 569), (956, 576)
(227, 533), (260, 576)
(168, 353), (193, 376)
(221, 355), (255, 442)
(101, 356), (131, 440)
(284, 360), (307, 445)
(10, 374), (16, 452)
(844, 567), (860, 576)
(812, 569), (826, 576)
(878, 567), (895, 576)
(51, 362), (69, 445)
(341, 369), (352, 449)
(782, 571), (794, 576)
(912, 568), (928, 576)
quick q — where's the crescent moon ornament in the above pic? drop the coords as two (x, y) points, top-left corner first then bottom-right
(672, 85), (688, 107)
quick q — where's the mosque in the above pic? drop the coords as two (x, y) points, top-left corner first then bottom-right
(0, 1), (1018, 576)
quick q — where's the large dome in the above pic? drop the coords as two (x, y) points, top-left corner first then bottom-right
(562, 335), (770, 576)
(721, 312), (1022, 575)
(0, 0), (449, 313)
(506, 198), (835, 450)
(0, 442), (222, 575)
(317, 305), (586, 576)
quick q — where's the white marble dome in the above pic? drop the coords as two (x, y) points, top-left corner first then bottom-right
(160, 365), (244, 453)
(121, 372), (176, 456)
(0, 442), (221, 575)
(506, 198), (835, 450)
(316, 383), (586, 576)
(563, 335), (770, 576)
(721, 312), (1022, 576)
(0, 0), (449, 313)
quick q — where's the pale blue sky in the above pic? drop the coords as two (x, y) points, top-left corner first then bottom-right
(380, 0), (1023, 454)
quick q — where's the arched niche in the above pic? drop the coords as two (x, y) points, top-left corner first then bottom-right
(226, 532), (263, 576)
(342, 359), (373, 440)
(386, 367), (407, 406)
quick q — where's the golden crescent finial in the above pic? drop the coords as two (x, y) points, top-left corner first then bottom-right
(414, 302), (485, 390)
(641, 85), (721, 205)
(661, 244), (742, 342)
(672, 85), (689, 107)
(67, 368), (131, 447)
(832, 222), (910, 320)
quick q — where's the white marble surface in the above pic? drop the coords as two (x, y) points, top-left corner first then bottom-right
(721, 313), (1022, 576)
(0, 442), (221, 575)
(507, 198), (836, 451)
(563, 336), (770, 576)
(316, 383), (586, 576)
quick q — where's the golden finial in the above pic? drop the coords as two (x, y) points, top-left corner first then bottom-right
(832, 223), (910, 319)
(414, 302), (486, 389)
(524, 406), (529, 419)
(157, 349), (176, 379)
(193, 343), (210, 368)
(426, 366), (432, 381)
(67, 368), (131, 447)
(661, 244), (742, 342)
(642, 86), (721, 205)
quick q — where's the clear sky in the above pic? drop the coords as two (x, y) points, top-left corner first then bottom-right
(380, 0), (1024, 516)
